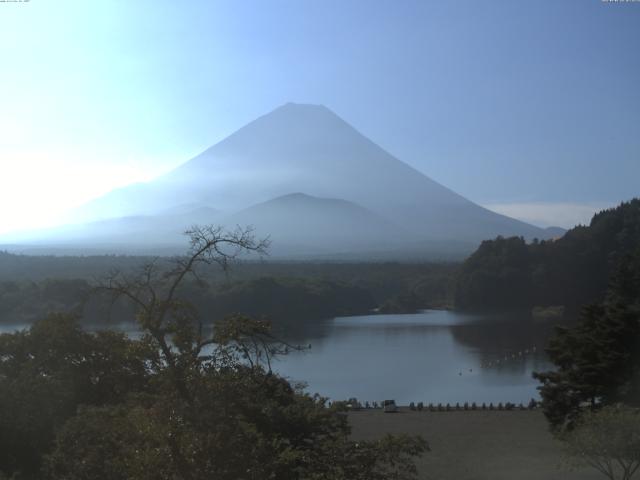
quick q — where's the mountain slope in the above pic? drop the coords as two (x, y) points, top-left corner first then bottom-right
(3, 207), (220, 249)
(9, 102), (558, 257)
(220, 193), (408, 256)
(74, 103), (548, 243)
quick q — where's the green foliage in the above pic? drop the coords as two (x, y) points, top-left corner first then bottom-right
(455, 199), (640, 310)
(0, 279), (90, 323)
(44, 403), (172, 480)
(0, 266), (457, 327)
(0, 314), (155, 478)
(533, 247), (640, 430)
(378, 291), (423, 314)
(0, 251), (458, 326)
(454, 236), (532, 310)
(0, 227), (427, 479)
(205, 276), (376, 322)
(45, 384), (426, 480)
(14, 313), (426, 480)
(562, 405), (640, 480)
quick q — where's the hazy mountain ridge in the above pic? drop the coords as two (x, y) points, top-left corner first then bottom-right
(3, 103), (557, 258)
(222, 192), (408, 256)
(157, 103), (547, 242)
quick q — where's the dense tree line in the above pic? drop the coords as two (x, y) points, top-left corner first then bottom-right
(0, 261), (457, 326)
(0, 251), (456, 293)
(0, 251), (154, 282)
(204, 277), (376, 322)
(0, 279), (92, 324)
(0, 277), (375, 327)
(455, 199), (640, 311)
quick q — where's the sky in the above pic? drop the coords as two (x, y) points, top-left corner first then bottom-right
(0, 0), (638, 233)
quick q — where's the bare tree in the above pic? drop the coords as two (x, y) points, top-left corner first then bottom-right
(563, 405), (640, 480)
(96, 225), (277, 399)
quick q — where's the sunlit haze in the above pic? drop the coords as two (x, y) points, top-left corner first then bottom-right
(1, 1), (638, 234)
(0, 153), (178, 234)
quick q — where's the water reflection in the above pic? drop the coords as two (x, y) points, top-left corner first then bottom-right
(0, 310), (559, 405)
(273, 310), (556, 405)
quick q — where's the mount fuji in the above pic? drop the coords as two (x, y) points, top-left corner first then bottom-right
(5, 103), (556, 258)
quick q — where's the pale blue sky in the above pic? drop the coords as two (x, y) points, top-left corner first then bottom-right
(0, 0), (638, 232)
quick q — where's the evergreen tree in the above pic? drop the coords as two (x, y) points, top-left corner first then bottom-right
(533, 248), (640, 430)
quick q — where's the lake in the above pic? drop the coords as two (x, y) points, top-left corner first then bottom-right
(0, 310), (556, 406)
(271, 310), (555, 405)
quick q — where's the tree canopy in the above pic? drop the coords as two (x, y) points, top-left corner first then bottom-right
(0, 226), (427, 479)
(455, 199), (640, 311)
(533, 246), (640, 430)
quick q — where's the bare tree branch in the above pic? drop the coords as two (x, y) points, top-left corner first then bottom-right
(92, 225), (272, 400)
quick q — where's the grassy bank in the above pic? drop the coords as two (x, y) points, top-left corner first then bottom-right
(349, 409), (601, 480)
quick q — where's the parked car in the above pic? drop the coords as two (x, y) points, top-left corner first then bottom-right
(383, 399), (398, 412)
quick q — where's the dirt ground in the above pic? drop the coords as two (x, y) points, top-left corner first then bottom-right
(348, 409), (602, 480)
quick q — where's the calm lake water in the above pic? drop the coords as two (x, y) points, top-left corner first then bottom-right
(271, 310), (555, 405)
(0, 310), (556, 405)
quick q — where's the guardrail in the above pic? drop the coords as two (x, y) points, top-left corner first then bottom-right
(330, 399), (540, 411)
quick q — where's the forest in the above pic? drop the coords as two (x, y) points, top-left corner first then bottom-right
(0, 255), (456, 326)
(454, 199), (640, 312)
